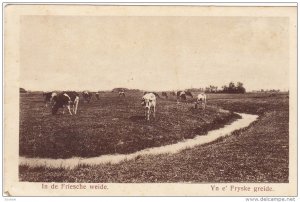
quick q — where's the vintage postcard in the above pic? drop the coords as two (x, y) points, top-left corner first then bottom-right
(3, 4), (297, 197)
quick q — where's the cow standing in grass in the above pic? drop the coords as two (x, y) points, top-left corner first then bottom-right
(176, 91), (193, 99)
(82, 91), (92, 103)
(43, 92), (57, 107)
(95, 92), (100, 100)
(141, 93), (157, 121)
(176, 91), (193, 103)
(195, 93), (207, 110)
(52, 91), (79, 115)
(119, 90), (125, 97)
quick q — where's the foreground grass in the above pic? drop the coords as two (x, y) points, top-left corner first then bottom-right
(19, 93), (289, 182)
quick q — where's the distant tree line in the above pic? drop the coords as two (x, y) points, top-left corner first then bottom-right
(186, 82), (246, 94)
(219, 82), (246, 94)
(256, 89), (281, 93)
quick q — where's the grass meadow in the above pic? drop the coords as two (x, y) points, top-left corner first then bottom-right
(19, 91), (289, 182)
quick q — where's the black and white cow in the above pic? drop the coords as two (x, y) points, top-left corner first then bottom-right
(52, 91), (79, 115)
(119, 90), (125, 97)
(195, 93), (207, 110)
(43, 92), (57, 107)
(176, 91), (193, 99)
(178, 91), (187, 101)
(176, 91), (193, 102)
(82, 91), (92, 103)
(141, 92), (157, 121)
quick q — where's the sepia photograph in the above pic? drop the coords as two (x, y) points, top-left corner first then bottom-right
(3, 3), (297, 197)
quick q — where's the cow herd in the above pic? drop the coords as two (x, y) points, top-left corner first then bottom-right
(43, 90), (207, 120)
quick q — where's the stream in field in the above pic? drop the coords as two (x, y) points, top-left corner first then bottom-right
(20, 113), (258, 169)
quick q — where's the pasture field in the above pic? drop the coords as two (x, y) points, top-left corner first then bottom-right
(19, 92), (239, 159)
(19, 92), (289, 182)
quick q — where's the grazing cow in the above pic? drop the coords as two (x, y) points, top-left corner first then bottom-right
(43, 92), (57, 107)
(95, 92), (100, 100)
(141, 93), (157, 121)
(195, 93), (207, 109)
(82, 91), (92, 103)
(178, 91), (187, 102)
(176, 91), (193, 103)
(119, 90), (125, 97)
(162, 92), (168, 99)
(52, 91), (79, 115)
(176, 91), (193, 98)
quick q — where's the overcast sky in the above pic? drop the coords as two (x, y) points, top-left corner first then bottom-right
(20, 16), (289, 92)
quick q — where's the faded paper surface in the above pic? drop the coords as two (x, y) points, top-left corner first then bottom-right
(4, 4), (297, 196)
